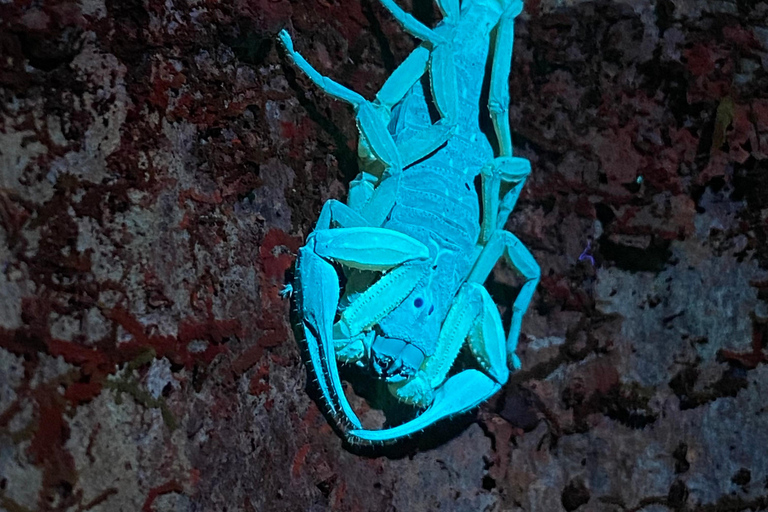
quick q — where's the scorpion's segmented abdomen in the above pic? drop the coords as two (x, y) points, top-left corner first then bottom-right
(388, 164), (480, 252)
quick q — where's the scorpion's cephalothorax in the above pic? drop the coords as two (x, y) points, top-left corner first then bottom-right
(281, 0), (541, 443)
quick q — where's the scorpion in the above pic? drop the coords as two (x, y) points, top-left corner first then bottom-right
(279, 0), (539, 443)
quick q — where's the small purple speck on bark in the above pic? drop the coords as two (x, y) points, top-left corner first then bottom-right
(578, 241), (595, 266)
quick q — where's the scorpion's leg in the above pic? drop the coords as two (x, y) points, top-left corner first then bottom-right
(347, 172), (378, 212)
(469, 2), (536, 370)
(399, 44), (459, 166)
(373, 0), (460, 165)
(315, 198), (368, 230)
(279, 30), (403, 176)
(435, 0), (460, 20)
(468, 230), (540, 369)
(480, 2), (529, 243)
(352, 50), (434, 188)
(374, 46), (458, 168)
(488, 1), (524, 157)
(376, 0), (446, 48)
(349, 49), (434, 186)
(349, 283), (508, 442)
(479, 157), (531, 243)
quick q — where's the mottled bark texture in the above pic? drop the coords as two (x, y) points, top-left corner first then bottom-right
(1, 0), (767, 510)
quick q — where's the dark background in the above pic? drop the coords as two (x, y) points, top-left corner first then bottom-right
(1, 0), (768, 510)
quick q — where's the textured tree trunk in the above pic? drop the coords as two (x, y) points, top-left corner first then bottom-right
(1, 0), (767, 510)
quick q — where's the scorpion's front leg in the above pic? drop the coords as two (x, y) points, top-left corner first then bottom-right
(349, 283), (508, 442)
(296, 200), (431, 428)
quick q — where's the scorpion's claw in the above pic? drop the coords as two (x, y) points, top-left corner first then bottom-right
(296, 245), (363, 430)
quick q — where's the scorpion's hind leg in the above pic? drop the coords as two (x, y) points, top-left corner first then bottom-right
(488, 1), (524, 158)
(374, 45), (458, 167)
(372, 0), (460, 167)
(349, 283), (508, 442)
(278, 30), (403, 176)
(479, 156), (531, 243)
(376, 0), (445, 47)
(375, 0), (460, 45)
(468, 230), (540, 369)
(480, 2), (529, 243)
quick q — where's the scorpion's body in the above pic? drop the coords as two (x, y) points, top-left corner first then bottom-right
(280, 0), (540, 443)
(356, 2), (502, 354)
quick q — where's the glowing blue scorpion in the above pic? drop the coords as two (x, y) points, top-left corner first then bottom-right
(279, 0), (539, 443)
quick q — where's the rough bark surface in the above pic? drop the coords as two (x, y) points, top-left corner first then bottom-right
(1, 0), (768, 511)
